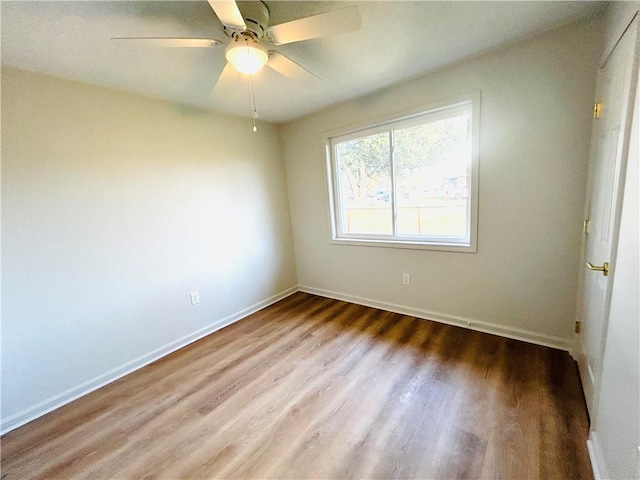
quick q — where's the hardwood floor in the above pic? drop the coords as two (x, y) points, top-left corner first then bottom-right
(1, 293), (592, 479)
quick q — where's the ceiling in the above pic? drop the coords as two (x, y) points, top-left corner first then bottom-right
(1, 1), (606, 123)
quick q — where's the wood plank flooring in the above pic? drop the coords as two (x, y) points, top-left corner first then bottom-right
(1, 292), (592, 479)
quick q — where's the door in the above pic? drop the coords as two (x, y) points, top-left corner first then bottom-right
(577, 17), (639, 417)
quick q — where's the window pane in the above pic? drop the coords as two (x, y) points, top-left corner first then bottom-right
(336, 132), (392, 235)
(394, 112), (470, 238)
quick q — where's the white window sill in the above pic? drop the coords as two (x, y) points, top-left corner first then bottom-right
(330, 237), (477, 253)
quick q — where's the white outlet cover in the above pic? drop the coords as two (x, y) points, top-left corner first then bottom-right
(402, 274), (411, 285)
(190, 291), (200, 304)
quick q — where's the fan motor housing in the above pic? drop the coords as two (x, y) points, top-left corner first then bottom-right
(223, 1), (270, 39)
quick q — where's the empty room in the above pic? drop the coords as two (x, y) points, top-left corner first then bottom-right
(1, 1), (638, 479)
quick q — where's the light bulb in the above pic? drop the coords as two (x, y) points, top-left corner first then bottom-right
(225, 36), (268, 75)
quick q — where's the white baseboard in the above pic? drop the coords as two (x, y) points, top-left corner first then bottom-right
(1, 284), (572, 435)
(298, 285), (570, 352)
(0, 286), (298, 435)
(587, 431), (610, 480)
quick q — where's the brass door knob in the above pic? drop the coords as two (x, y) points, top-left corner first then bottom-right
(586, 261), (609, 276)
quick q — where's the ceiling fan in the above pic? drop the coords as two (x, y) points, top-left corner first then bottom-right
(112, 0), (361, 128)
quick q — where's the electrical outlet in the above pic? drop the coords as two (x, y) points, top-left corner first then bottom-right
(190, 291), (200, 305)
(402, 273), (411, 285)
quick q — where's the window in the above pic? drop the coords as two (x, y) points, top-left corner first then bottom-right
(326, 94), (479, 252)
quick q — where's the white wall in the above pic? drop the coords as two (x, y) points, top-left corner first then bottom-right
(1, 67), (297, 432)
(281, 18), (601, 347)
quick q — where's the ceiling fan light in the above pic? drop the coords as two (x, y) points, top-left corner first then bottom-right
(225, 36), (268, 75)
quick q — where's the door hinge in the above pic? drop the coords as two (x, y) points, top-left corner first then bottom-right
(593, 102), (602, 119)
(575, 321), (581, 334)
(583, 219), (589, 234)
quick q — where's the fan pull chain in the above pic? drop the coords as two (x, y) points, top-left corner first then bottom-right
(248, 75), (258, 132)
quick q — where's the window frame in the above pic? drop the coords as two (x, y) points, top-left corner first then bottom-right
(324, 92), (480, 253)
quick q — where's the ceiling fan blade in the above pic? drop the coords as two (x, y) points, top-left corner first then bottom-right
(267, 51), (320, 83)
(212, 62), (240, 94)
(111, 37), (221, 48)
(265, 5), (361, 46)
(207, 0), (247, 30)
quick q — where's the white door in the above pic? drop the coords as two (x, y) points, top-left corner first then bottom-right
(578, 18), (639, 417)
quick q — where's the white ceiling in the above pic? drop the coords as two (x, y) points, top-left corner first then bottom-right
(1, 1), (606, 123)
